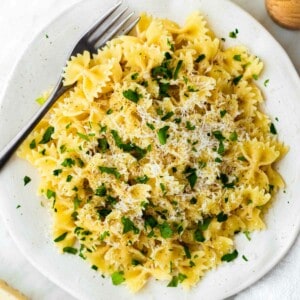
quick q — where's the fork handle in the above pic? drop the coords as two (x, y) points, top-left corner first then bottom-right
(0, 80), (69, 170)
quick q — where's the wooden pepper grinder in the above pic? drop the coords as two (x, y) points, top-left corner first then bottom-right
(266, 0), (300, 29)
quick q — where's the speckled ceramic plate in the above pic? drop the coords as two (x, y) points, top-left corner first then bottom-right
(0, 0), (300, 299)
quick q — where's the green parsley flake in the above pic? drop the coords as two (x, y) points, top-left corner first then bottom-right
(220, 110), (227, 118)
(270, 123), (277, 135)
(229, 131), (238, 141)
(173, 60), (183, 79)
(157, 126), (170, 145)
(252, 74), (259, 80)
(99, 166), (121, 179)
(233, 54), (242, 61)
(264, 79), (270, 87)
(161, 111), (174, 121)
(121, 216), (140, 234)
(183, 166), (197, 189)
(106, 109), (113, 115)
(195, 54), (206, 63)
(135, 175), (149, 184)
(229, 28), (239, 38)
(159, 222), (173, 238)
(23, 176), (31, 186)
(194, 228), (205, 242)
(29, 139), (36, 149)
(131, 73), (139, 80)
(66, 175), (73, 182)
(61, 158), (75, 168)
(111, 271), (125, 285)
(77, 132), (90, 141)
(63, 247), (78, 255)
(242, 255), (248, 261)
(46, 189), (56, 199)
(186, 121), (196, 130)
(95, 184), (107, 196)
(35, 96), (46, 105)
(243, 230), (251, 241)
(146, 122), (155, 130)
(217, 212), (228, 222)
(123, 89), (142, 103)
(97, 137), (110, 153)
(221, 249), (238, 262)
(111, 130), (147, 160)
(39, 126), (54, 144)
(91, 265), (98, 270)
(53, 169), (62, 176)
(233, 74), (243, 85)
(54, 232), (68, 242)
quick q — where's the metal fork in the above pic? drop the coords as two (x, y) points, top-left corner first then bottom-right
(0, 0), (139, 170)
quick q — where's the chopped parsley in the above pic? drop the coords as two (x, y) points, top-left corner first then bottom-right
(66, 175), (73, 182)
(220, 110), (227, 118)
(106, 109), (113, 115)
(270, 123), (277, 134)
(53, 169), (62, 176)
(183, 166), (197, 189)
(173, 60), (183, 80)
(131, 73), (139, 80)
(229, 28), (239, 38)
(97, 137), (110, 153)
(264, 79), (270, 87)
(39, 126), (54, 144)
(77, 132), (90, 141)
(99, 231), (110, 241)
(35, 96), (46, 105)
(212, 130), (225, 155)
(252, 74), (259, 80)
(190, 197), (197, 204)
(194, 228), (205, 242)
(95, 184), (107, 196)
(61, 158), (75, 168)
(232, 74), (243, 85)
(243, 230), (251, 241)
(63, 247), (78, 255)
(97, 208), (112, 220)
(167, 273), (187, 287)
(144, 215), (158, 229)
(159, 222), (173, 238)
(46, 189), (56, 199)
(146, 122), (155, 130)
(238, 156), (247, 161)
(229, 131), (238, 141)
(23, 176), (31, 186)
(219, 173), (236, 188)
(99, 166), (121, 179)
(221, 249), (239, 262)
(215, 157), (222, 163)
(29, 139), (36, 149)
(123, 89), (142, 103)
(111, 130), (147, 160)
(233, 54), (242, 61)
(183, 244), (191, 259)
(54, 232), (68, 242)
(135, 175), (149, 184)
(217, 212), (228, 222)
(195, 54), (206, 63)
(186, 121), (196, 130)
(242, 255), (248, 262)
(111, 271), (125, 285)
(157, 126), (170, 145)
(161, 111), (174, 121)
(174, 118), (182, 124)
(91, 265), (98, 270)
(121, 216), (140, 234)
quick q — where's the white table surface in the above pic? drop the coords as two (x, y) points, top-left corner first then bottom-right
(0, 0), (299, 299)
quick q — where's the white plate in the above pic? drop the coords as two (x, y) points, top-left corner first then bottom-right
(0, 0), (300, 299)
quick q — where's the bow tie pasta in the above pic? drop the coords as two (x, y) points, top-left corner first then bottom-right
(18, 12), (288, 292)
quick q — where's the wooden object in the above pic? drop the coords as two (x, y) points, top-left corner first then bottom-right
(266, 0), (300, 29)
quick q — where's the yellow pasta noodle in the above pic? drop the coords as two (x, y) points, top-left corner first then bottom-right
(18, 12), (288, 292)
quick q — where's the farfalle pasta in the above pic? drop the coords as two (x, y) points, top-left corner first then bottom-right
(18, 12), (288, 292)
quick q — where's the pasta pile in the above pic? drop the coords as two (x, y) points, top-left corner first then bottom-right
(18, 12), (287, 292)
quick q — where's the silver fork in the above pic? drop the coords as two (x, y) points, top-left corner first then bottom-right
(0, 0), (139, 170)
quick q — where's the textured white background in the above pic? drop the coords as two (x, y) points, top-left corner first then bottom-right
(0, 0), (299, 299)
